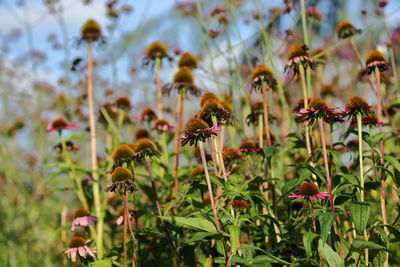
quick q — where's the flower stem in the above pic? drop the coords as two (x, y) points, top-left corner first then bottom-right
(145, 159), (163, 219)
(199, 141), (221, 232)
(123, 192), (128, 265)
(299, 65), (313, 161)
(173, 89), (186, 193)
(258, 114), (263, 148)
(317, 119), (334, 212)
(211, 115), (228, 183)
(375, 69), (389, 267)
(261, 81), (272, 147)
(124, 192), (137, 267)
(356, 114), (365, 202)
(155, 57), (163, 119)
(87, 40), (103, 258)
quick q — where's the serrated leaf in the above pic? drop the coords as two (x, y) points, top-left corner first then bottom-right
(349, 202), (371, 235)
(319, 212), (337, 244)
(303, 232), (319, 258)
(159, 216), (217, 233)
(318, 240), (344, 267)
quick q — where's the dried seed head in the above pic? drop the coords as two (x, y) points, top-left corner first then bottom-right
(133, 138), (158, 153)
(145, 41), (169, 60)
(298, 182), (320, 196)
(201, 99), (223, 114)
(190, 166), (204, 177)
(337, 20), (361, 39)
(200, 92), (219, 106)
(68, 236), (86, 248)
(112, 145), (135, 161)
(220, 100), (234, 114)
(135, 128), (149, 140)
(178, 52), (199, 69)
(115, 96), (131, 110)
(73, 208), (90, 218)
(185, 118), (210, 134)
(81, 19), (102, 41)
(173, 66), (194, 84)
(111, 167), (133, 183)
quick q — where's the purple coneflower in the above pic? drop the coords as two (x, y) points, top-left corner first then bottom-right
(114, 207), (134, 226)
(236, 141), (260, 154)
(162, 66), (201, 97)
(71, 208), (98, 231)
(250, 65), (277, 92)
(138, 107), (158, 123)
(284, 44), (315, 75)
(132, 138), (160, 162)
(362, 114), (383, 126)
(342, 96), (374, 118)
(64, 236), (96, 262)
(289, 182), (329, 201)
(297, 97), (342, 126)
(199, 99), (231, 126)
(47, 118), (79, 133)
(54, 141), (79, 153)
(153, 119), (174, 133)
(362, 50), (390, 75)
(181, 118), (220, 147)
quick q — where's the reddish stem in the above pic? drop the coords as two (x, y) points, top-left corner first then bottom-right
(173, 90), (185, 193)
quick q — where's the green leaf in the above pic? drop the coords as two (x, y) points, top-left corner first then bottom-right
(185, 232), (218, 244)
(290, 163), (326, 183)
(318, 212), (337, 244)
(303, 232), (319, 257)
(239, 245), (290, 265)
(382, 156), (400, 172)
(228, 225), (240, 254)
(341, 174), (360, 185)
(89, 259), (112, 267)
(351, 239), (386, 251)
(159, 216), (218, 233)
(349, 202), (371, 235)
(318, 240), (344, 267)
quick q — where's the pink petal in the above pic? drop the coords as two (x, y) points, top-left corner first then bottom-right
(78, 247), (86, 258)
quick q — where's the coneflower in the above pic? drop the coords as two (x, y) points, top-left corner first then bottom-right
(71, 208), (98, 231)
(181, 118), (221, 232)
(106, 166), (136, 264)
(144, 41), (171, 119)
(337, 20), (362, 39)
(135, 128), (150, 140)
(80, 19), (104, 257)
(363, 49), (390, 266)
(200, 92), (219, 106)
(111, 144), (135, 171)
(236, 141), (260, 154)
(138, 108), (158, 124)
(64, 237), (96, 263)
(46, 117), (79, 133)
(165, 67), (202, 193)
(250, 65), (277, 148)
(297, 98), (342, 213)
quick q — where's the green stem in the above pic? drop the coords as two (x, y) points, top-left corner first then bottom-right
(356, 114), (364, 201)
(87, 40), (103, 258)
